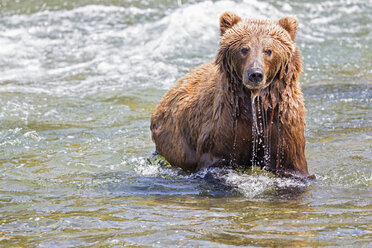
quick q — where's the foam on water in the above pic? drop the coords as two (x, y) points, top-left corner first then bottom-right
(221, 170), (308, 198)
(133, 159), (310, 198)
(0, 1), (278, 98)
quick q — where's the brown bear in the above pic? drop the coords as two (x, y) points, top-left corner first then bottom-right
(150, 12), (310, 178)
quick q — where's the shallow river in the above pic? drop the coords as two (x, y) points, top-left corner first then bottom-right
(0, 0), (371, 247)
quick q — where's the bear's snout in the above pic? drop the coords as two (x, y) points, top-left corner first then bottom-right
(244, 67), (264, 89)
(247, 68), (264, 85)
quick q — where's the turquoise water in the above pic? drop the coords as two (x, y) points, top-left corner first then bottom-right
(0, 0), (371, 246)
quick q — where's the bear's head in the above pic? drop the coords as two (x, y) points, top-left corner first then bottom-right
(216, 12), (299, 95)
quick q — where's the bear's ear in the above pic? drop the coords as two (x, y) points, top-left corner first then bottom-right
(278, 16), (298, 41)
(220, 12), (242, 36)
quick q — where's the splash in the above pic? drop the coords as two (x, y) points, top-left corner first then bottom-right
(193, 167), (309, 198)
(133, 156), (181, 178)
(222, 168), (308, 198)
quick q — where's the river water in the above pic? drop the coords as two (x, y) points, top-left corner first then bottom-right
(0, 0), (371, 247)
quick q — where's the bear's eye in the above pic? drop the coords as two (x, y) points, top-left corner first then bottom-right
(241, 48), (249, 56)
(264, 49), (272, 56)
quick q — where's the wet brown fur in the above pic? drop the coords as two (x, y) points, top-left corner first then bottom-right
(151, 12), (309, 178)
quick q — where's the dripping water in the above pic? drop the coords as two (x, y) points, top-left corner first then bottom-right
(257, 98), (264, 165)
(251, 94), (258, 167)
(262, 99), (271, 168)
(251, 92), (271, 169)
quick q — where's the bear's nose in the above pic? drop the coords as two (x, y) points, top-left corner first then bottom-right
(247, 68), (264, 84)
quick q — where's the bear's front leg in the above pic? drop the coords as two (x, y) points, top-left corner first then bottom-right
(277, 119), (310, 179)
